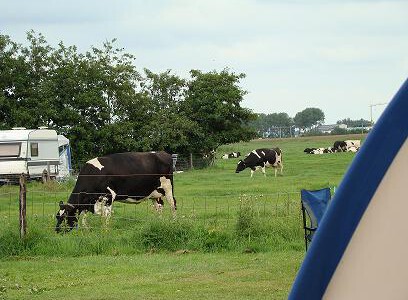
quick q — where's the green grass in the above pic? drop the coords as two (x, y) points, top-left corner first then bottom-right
(0, 252), (303, 300)
(0, 134), (365, 299)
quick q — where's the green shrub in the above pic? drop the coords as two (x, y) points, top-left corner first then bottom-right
(235, 197), (263, 239)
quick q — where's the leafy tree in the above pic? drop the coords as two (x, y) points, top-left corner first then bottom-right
(67, 40), (143, 166)
(0, 34), (21, 129)
(294, 107), (325, 129)
(266, 112), (293, 127)
(183, 69), (257, 154)
(0, 31), (53, 129)
(139, 69), (196, 153)
(336, 118), (372, 127)
(250, 112), (293, 137)
(0, 32), (259, 169)
(249, 113), (268, 137)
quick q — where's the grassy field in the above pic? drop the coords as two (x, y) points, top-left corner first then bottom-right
(0, 134), (365, 299)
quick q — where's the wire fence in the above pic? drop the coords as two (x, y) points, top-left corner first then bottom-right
(0, 187), (304, 232)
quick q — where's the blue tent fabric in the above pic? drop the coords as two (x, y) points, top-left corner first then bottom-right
(301, 188), (331, 229)
(289, 78), (408, 300)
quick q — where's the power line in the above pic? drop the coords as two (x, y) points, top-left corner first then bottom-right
(369, 103), (388, 123)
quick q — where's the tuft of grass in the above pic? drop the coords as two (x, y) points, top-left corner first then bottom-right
(140, 218), (192, 252)
(0, 223), (47, 257)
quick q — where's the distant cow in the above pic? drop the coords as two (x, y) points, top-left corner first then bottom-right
(55, 151), (176, 233)
(323, 147), (334, 153)
(347, 146), (359, 153)
(305, 147), (335, 154)
(333, 141), (347, 152)
(304, 148), (317, 154)
(222, 152), (241, 159)
(344, 140), (361, 150)
(235, 148), (283, 177)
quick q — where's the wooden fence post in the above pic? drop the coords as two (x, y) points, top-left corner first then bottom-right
(19, 173), (27, 239)
(189, 153), (194, 169)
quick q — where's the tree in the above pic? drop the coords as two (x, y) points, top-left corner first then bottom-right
(138, 69), (196, 154)
(336, 118), (372, 127)
(0, 32), (258, 168)
(44, 38), (143, 167)
(183, 69), (257, 154)
(294, 107), (325, 129)
(0, 34), (21, 129)
(266, 112), (293, 127)
(250, 112), (293, 138)
(0, 31), (54, 129)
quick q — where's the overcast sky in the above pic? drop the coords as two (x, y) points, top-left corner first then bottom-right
(1, 0), (407, 123)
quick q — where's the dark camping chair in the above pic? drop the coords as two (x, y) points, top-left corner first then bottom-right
(301, 188), (331, 251)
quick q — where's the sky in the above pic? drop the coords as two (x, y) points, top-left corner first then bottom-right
(1, 0), (407, 124)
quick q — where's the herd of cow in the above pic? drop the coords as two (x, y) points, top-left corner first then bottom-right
(55, 140), (358, 233)
(303, 139), (361, 155)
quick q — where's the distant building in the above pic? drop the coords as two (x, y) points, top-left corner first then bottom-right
(316, 124), (343, 133)
(316, 123), (371, 134)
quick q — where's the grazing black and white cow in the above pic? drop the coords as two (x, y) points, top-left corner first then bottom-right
(235, 148), (283, 177)
(55, 151), (176, 233)
(222, 152), (241, 159)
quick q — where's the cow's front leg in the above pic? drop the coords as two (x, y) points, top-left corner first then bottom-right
(152, 198), (163, 213)
(103, 204), (113, 225)
(81, 210), (90, 229)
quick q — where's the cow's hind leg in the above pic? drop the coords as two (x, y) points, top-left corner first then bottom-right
(262, 166), (267, 177)
(159, 176), (176, 215)
(101, 187), (117, 228)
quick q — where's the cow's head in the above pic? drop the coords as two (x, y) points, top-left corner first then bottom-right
(55, 201), (78, 233)
(235, 160), (246, 173)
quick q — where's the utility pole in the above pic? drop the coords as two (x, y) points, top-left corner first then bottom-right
(369, 103), (388, 124)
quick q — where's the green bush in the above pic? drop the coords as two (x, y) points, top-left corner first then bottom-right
(235, 197), (263, 239)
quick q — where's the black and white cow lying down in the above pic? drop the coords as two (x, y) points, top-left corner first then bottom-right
(235, 148), (283, 177)
(305, 139), (361, 154)
(333, 140), (361, 152)
(222, 152), (241, 159)
(55, 151), (176, 232)
(304, 147), (335, 154)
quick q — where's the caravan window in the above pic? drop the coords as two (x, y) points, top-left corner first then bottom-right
(30, 143), (39, 157)
(0, 143), (21, 157)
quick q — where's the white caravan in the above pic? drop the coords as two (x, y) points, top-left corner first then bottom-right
(0, 128), (72, 182)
